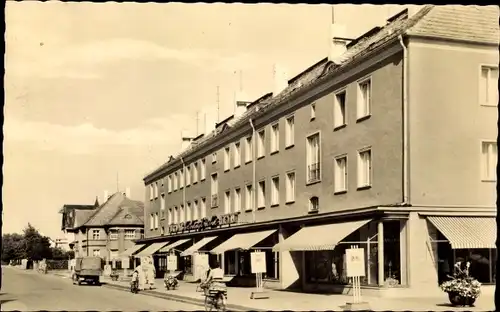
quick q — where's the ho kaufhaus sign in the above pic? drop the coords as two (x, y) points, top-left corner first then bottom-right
(168, 212), (239, 234)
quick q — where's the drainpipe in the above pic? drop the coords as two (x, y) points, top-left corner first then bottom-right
(180, 157), (187, 222)
(249, 119), (256, 223)
(398, 35), (409, 205)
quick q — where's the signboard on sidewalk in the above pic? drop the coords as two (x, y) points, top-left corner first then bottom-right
(121, 257), (130, 269)
(250, 252), (266, 274)
(167, 255), (178, 271)
(346, 248), (365, 277)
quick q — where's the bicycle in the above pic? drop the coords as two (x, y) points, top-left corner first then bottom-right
(200, 281), (227, 312)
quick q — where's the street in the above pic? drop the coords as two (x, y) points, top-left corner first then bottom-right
(0, 266), (199, 311)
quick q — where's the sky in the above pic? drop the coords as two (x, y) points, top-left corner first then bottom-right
(3, 2), (418, 239)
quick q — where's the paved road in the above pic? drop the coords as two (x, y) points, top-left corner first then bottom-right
(0, 266), (199, 311)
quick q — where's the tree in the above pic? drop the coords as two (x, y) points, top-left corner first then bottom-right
(1, 233), (26, 262)
(23, 223), (52, 261)
(50, 247), (74, 260)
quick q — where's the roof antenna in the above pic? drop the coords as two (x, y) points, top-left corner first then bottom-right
(116, 172), (119, 193)
(196, 111), (199, 136)
(331, 5), (335, 24)
(239, 70), (243, 92)
(216, 86), (220, 123)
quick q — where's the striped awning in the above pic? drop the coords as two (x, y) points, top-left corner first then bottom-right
(158, 238), (191, 253)
(134, 241), (170, 257)
(119, 243), (146, 257)
(272, 219), (371, 252)
(427, 216), (497, 249)
(211, 229), (277, 254)
(180, 236), (218, 257)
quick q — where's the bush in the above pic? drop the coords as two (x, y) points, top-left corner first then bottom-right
(46, 259), (69, 270)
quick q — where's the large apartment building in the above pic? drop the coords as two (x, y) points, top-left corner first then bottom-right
(136, 5), (498, 296)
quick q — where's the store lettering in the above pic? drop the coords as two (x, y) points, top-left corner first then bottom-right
(168, 213), (239, 234)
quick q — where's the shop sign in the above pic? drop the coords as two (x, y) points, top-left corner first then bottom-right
(168, 212), (239, 234)
(346, 248), (365, 277)
(250, 251), (267, 274)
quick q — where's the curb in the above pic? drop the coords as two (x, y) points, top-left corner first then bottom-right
(102, 282), (262, 311)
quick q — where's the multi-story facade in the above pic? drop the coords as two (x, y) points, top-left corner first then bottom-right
(60, 192), (145, 261)
(137, 5), (498, 296)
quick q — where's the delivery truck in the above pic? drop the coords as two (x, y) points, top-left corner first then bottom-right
(72, 256), (103, 286)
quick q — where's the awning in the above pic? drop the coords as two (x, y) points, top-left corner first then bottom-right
(158, 238), (191, 253)
(272, 219), (371, 252)
(211, 229), (277, 254)
(427, 216), (496, 249)
(119, 243), (146, 257)
(180, 236), (218, 257)
(134, 241), (170, 257)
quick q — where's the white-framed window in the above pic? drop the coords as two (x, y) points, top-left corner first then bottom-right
(271, 123), (279, 153)
(481, 141), (497, 181)
(310, 103), (316, 120)
(212, 152), (217, 163)
(92, 229), (100, 240)
(201, 158), (206, 181)
(234, 142), (241, 168)
(201, 197), (207, 218)
(173, 206), (178, 224)
(271, 176), (279, 206)
(173, 172), (178, 190)
(186, 166), (191, 186)
(257, 180), (266, 209)
(125, 230), (135, 239)
(211, 173), (218, 207)
(224, 147), (231, 171)
(154, 212), (159, 229)
(334, 90), (347, 128)
(155, 182), (159, 198)
(168, 208), (173, 225)
(179, 169), (184, 188)
(92, 249), (101, 257)
(186, 202), (192, 221)
(285, 116), (295, 147)
(309, 196), (319, 212)
(167, 175), (172, 193)
(161, 193), (166, 217)
(149, 214), (154, 230)
(357, 78), (371, 119)
(193, 200), (199, 220)
(245, 136), (253, 163)
(149, 184), (154, 200)
(245, 184), (253, 211)
(193, 162), (199, 183)
(234, 188), (241, 213)
(286, 171), (296, 203)
(334, 155), (348, 193)
(224, 191), (231, 214)
(480, 65), (499, 106)
(109, 230), (118, 240)
(257, 130), (265, 158)
(179, 205), (185, 223)
(357, 148), (372, 188)
(306, 132), (321, 183)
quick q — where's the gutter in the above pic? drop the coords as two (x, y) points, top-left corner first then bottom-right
(180, 157), (187, 222)
(249, 119), (256, 223)
(398, 35), (410, 205)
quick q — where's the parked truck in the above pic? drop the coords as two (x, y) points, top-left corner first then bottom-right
(72, 256), (102, 286)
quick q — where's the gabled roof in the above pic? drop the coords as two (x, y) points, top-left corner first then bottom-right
(58, 204), (97, 214)
(83, 192), (144, 227)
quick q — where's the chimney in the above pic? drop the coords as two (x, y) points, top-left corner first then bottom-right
(328, 6), (348, 64)
(234, 91), (249, 119)
(181, 130), (194, 151)
(104, 190), (109, 201)
(273, 63), (288, 96)
(125, 187), (131, 198)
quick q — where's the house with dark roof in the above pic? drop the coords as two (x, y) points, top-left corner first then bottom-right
(138, 5), (498, 296)
(60, 192), (145, 260)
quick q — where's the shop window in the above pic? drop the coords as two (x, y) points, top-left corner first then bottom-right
(184, 256), (193, 275)
(383, 220), (402, 286)
(455, 248), (496, 284)
(224, 251), (237, 275)
(265, 251), (279, 279)
(238, 251), (252, 276)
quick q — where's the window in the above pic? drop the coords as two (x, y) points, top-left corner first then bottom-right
(109, 230), (118, 240)
(149, 185), (154, 200)
(480, 66), (499, 106)
(93, 249), (101, 257)
(224, 147), (231, 171)
(245, 184), (253, 211)
(155, 182), (159, 198)
(92, 229), (100, 240)
(224, 191), (231, 214)
(155, 212), (159, 229)
(309, 196), (319, 212)
(234, 188), (241, 212)
(212, 152), (217, 163)
(149, 214), (154, 230)
(245, 136), (253, 163)
(201, 159), (206, 180)
(211, 173), (218, 207)
(201, 198), (207, 218)
(334, 91), (347, 128)
(125, 230), (135, 239)
(193, 162), (199, 183)
(257, 130), (265, 158)
(173, 207), (178, 224)
(186, 166), (191, 186)
(258, 180), (266, 209)
(186, 202), (192, 221)
(193, 200), (199, 220)
(271, 123), (279, 153)
(167, 175), (172, 193)
(179, 205), (185, 223)
(179, 169), (184, 188)
(481, 142), (497, 181)
(286, 172), (295, 203)
(168, 208), (173, 225)
(161, 193), (166, 217)
(271, 176), (279, 206)
(334, 155), (348, 193)
(160, 226), (165, 235)
(306, 133), (321, 183)
(357, 148), (372, 188)
(173, 172), (178, 190)
(357, 78), (371, 119)
(285, 116), (295, 147)
(311, 103), (316, 120)
(234, 143), (241, 168)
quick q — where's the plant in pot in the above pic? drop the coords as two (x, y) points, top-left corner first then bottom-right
(440, 261), (481, 307)
(110, 270), (120, 281)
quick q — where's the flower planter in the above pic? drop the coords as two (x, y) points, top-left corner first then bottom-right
(448, 292), (476, 307)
